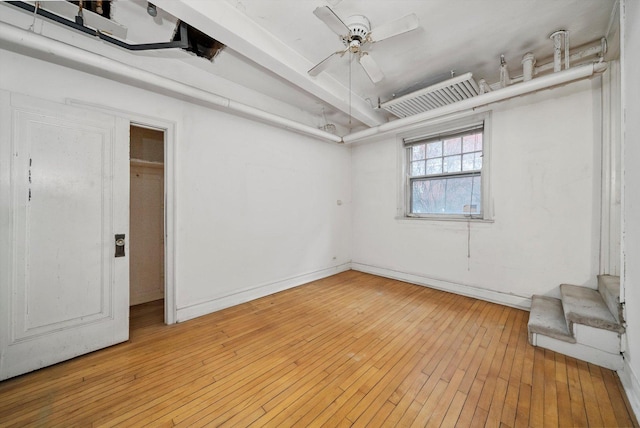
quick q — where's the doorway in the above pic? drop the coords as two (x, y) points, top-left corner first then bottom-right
(130, 125), (165, 326)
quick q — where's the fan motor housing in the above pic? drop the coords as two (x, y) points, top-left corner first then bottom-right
(342, 15), (371, 49)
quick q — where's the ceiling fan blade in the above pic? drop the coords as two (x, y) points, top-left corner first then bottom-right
(371, 13), (419, 42)
(308, 49), (347, 77)
(359, 53), (384, 83)
(313, 6), (350, 36)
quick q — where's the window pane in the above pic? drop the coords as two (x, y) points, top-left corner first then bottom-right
(426, 158), (442, 174)
(443, 138), (461, 155)
(426, 141), (442, 158)
(412, 144), (425, 161)
(463, 132), (483, 153)
(462, 135), (476, 153)
(412, 179), (446, 214)
(411, 160), (425, 176)
(462, 153), (476, 171)
(443, 155), (461, 173)
(411, 175), (481, 215)
(471, 175), (482, 211)
(475, 134), (483, 151)
(444, 176), (481, 214)
(444, 177), (469, 214)
(474, 153), (483, 170)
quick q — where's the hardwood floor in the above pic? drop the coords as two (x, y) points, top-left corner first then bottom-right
(0, 271), (637, 427)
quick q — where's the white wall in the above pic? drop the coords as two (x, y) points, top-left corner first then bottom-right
(0, 48), (352, 322)
(351, 79), (602, 308)
(620, 0), (640, 417)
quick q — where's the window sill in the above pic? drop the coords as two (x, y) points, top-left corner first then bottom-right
(395, 215), (495, 224)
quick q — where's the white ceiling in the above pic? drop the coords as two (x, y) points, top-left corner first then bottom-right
(7, 0), (619, 131)
(151, 0), (618, 130)
(231, 0), (614, 93)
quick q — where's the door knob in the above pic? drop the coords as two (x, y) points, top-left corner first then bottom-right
(115, 234), (125, 257)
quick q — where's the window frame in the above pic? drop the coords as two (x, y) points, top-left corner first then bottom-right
(397, 112), (492, 221)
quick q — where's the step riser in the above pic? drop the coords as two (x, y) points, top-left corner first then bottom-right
(531, 332), (623, 370)
(598, 275), (623, 325)
(574, 324), (621, 354)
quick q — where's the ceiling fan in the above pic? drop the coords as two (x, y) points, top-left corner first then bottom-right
(308, 6), (419, 84)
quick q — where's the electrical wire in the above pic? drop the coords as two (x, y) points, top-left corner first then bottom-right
(28, 1), (39, 32)
(467, 170), (476, 270)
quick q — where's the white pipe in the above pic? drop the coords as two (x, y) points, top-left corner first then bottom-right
(499, 55), (510, 88)
(521, 53), (535, 82)
(550, 30), (570, 72)
(343, 62), (607, 144)
(565, 31), (570, 70)
(478, 79), (492, 94)
(0, 21), (343, 144)
(550, 31), (564, 72)
(535, 43), (604, 75)
(500, 63), (510, 88)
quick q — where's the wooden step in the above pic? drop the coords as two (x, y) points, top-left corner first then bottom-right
(527, 295), (575, 344)
(560, 284), (624, 333)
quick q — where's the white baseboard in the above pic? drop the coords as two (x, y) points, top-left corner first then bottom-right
(618, 359), (640, 422)
(176, 263), (351, 322)
(351, 262), (531, 310)
(573, 324), (621, 354)
(176, 262), (531, 323)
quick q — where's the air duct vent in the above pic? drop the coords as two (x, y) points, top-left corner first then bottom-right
(381, 72), (480, 118)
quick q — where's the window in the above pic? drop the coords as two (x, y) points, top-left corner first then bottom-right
(403, 118), (488, 219)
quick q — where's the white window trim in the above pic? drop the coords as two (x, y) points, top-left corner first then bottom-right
(396, 111), (493, 221)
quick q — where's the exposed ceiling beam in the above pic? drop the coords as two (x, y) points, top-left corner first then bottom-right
(152, 0), (386, 127)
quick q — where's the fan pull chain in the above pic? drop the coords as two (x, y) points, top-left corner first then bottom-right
(349, 51), (353, 128)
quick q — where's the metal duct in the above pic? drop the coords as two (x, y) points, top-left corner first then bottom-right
(381, 73), (481, 118)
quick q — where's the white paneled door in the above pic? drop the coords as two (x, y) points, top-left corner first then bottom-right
(0, 92), (130, 380)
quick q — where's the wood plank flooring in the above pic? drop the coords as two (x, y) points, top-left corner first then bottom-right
(0, 271), (637, 427)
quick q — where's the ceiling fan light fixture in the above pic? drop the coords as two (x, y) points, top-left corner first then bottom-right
(342, 15), (371, 47)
